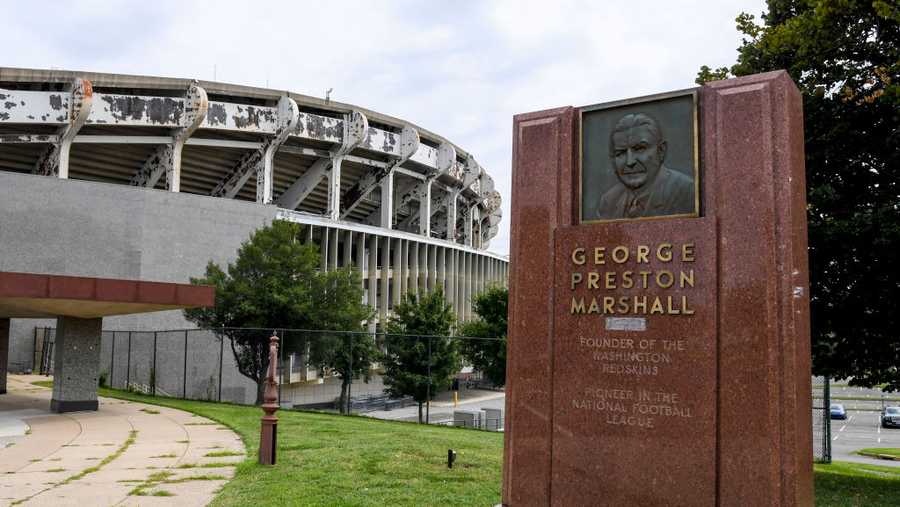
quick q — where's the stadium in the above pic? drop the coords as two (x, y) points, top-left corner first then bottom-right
(0, 67), (508, 393)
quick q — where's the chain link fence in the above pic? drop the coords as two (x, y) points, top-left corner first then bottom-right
(812, 375), (832, 463)
(34, 326), (506, 430)
(32, 326), (830, 450)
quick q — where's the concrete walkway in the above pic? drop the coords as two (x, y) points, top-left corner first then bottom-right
(0, 375), (244, 506)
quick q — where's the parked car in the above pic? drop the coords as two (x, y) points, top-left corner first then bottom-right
(882, 406), (900, 428)
(830, 403), (847, 420)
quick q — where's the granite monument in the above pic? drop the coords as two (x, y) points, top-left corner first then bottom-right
(503, 71), (813, 506)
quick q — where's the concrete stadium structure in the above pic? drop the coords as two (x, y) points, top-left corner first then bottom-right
(0, 68), (508, 376)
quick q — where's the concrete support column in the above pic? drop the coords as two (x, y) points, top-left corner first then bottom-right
(0, 318), (9, 394)
(51, 316), (103, 412)
(381, 173), (394, 230)
(459, 252), (467, 320)
(392, 238), (402, 307)
(410, 241), (419, 298)
(429, 245), (438, 292)
(369, 235), (380, 324)
(343, 230), (354, 269)
(448, 249), (457, 310)
(447, 192), (458, 242)
(320, 226), (329, 272)
(464, 208), (474, 248)
(400, 240), (409, 297)
(328, 157), (343, 221)
(328, 229), (339, 271)
(418, 181), (432, 237)
(437, 247), (446, 295)
(479, 255), (485, 294)
(355, 232), (366, 277)
(380, 236), (391, 321)
(419, 243), (427, 294)
(461, 253), (468, 320)
(456, 251), (464, 317)
(465, 253), (472, 320)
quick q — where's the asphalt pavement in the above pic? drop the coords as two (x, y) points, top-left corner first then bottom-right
(826, 384), (900, 467)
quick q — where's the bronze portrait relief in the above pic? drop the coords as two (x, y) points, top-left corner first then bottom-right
(580, 90), (699, 223)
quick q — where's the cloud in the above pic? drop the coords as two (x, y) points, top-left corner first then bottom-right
(0, 0), (766, 255)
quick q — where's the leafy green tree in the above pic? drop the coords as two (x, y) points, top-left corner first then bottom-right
(382, 288), (459, 423)
(185, 220), (373, 404)
(458, 286), (508, 387)
(304, 267), (375, 414)
(698, 1), (900, 390)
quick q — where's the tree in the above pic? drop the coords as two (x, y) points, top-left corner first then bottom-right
(458, 286), (508, 387)
(698, 1), (900, 390)
(185, 220), (373, 404)
(304, 267), (376, 414)
(382, 288), (459, 423)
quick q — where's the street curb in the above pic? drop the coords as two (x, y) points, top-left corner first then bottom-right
(432, 392), (505, 408)
(857, 451), (900, 461)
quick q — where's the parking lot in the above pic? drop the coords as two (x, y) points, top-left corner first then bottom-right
(827, 384), (900, 466)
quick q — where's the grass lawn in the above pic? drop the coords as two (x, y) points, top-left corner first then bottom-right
(857, 448), (900, 459)
(814, 461), (900, 506)
(30, 381), (900, 506)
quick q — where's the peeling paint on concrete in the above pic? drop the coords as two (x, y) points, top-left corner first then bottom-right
(0, 89), (69, 124)
(94, 94), (184, 126)
(206, 102), (228, 126)
(0, 76), (500, 243)
(0, 134), (56, 144)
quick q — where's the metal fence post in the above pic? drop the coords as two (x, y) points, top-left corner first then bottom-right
(126, 331), (132, 390)
(218, 333), (224, 402)
(183, 330), (188, 399)
(110, 332), (116, 388)
(426, 335), (432, 424)
(32, 327), (37, 372)
(347, 333), (353, 415)
(824, 377), (832, 463)
(152, 332), (158, 396)
(277, 330), (283, 406)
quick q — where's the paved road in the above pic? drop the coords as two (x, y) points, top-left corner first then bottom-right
(363, 388), (506, 429)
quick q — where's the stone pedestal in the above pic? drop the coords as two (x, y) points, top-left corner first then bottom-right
(503, 71), (813, 506)
(51, 316), (103, 412)
(0, 318), (8, 394)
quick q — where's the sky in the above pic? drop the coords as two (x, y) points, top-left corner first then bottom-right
(1, 0), (767, 256)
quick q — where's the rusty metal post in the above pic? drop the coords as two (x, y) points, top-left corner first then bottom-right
(259, 333), (280, 465)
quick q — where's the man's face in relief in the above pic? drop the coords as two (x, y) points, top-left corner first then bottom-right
(611, 122), (666, 190)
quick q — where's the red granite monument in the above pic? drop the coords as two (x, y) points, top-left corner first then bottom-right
(503, 71), (813, 506)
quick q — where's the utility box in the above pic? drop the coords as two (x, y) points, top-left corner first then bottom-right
(482, 407), (503, 431)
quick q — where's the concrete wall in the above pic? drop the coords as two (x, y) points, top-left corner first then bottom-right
(0, 172), (278, 371)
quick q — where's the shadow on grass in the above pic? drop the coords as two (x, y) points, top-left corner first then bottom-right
(815, 462), (900, 507)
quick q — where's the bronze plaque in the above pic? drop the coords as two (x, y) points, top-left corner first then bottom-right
(580, 90), (699, 223)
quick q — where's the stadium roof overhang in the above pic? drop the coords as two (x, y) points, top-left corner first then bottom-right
(0, 67), (502, 249)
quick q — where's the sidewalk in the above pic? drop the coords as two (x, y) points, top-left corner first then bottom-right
(0, 375), (245, 506)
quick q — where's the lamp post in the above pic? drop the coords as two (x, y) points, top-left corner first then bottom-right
(259, 333), (279, 465)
